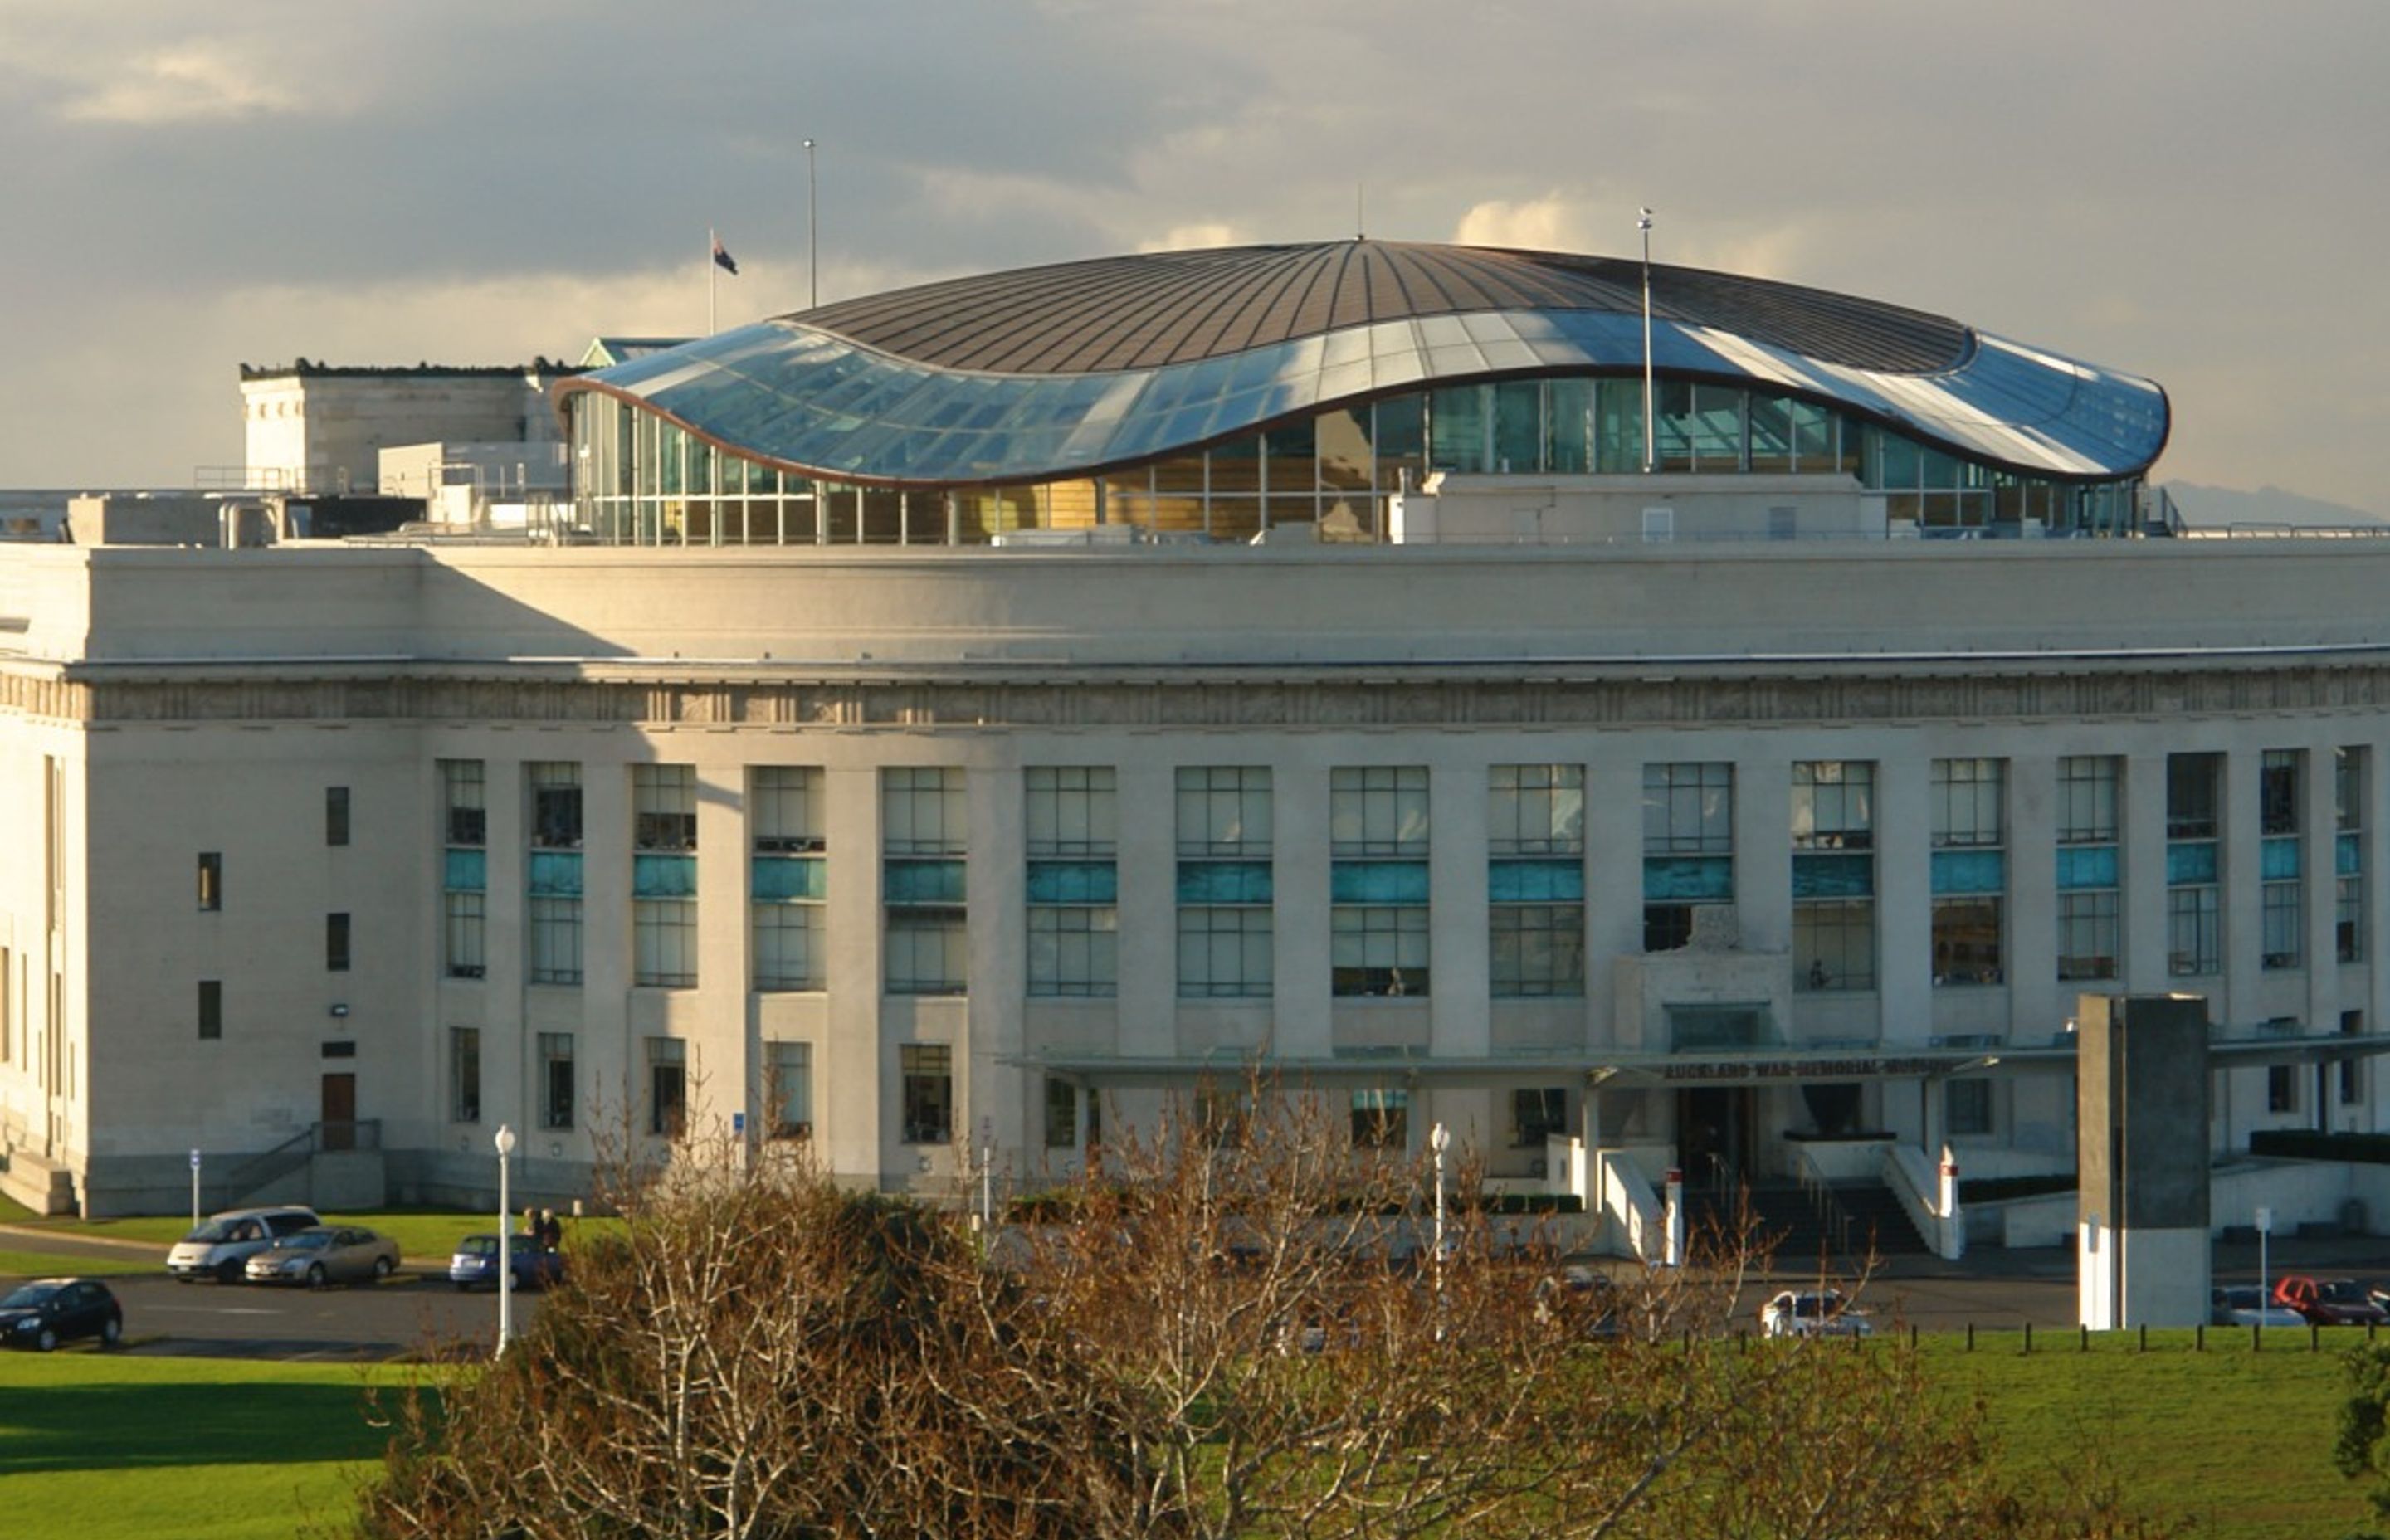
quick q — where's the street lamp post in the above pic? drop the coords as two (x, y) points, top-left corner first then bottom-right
(1430, 1120), (1451, 1328)
(495, 1124), (516, 1357)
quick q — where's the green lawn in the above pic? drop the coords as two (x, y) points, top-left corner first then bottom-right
(1924, 1330), (2369, 1539)
(0, 1354), (429, 1540)
(0, 1249), (155, 1281)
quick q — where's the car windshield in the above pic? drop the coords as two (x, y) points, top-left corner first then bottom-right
(0, 1283), (60, 1309)
(275, 1232), (332, 1251)
(2323, 1281), (2367, 1303)
(185, 1217), (243, 1242)
(458, 1236), (498, 1257)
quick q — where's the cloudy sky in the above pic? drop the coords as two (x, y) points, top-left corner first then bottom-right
(2, 0), (2384, 511)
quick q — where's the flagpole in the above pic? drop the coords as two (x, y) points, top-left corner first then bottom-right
(1638, 207), (1655, 475)
(802, 139), (818, 310)
(709, 226), (718, 334)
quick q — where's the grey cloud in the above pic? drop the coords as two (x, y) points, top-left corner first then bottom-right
(1, 0), (2384, 510)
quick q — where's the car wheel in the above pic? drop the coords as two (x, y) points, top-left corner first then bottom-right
(454, 1280), (471, 1292)
(305, 1263), (328, 1289)
(35, 1327), (56, 1352)
(100, 1315), (121, 1347)
(373, 1256), (395, 1282)
(217, 1259), (242, 1284)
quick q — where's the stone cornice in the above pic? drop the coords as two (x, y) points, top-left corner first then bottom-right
(4, 656), (2388, 731)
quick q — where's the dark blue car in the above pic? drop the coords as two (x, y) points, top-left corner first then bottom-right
(448, 1233), (565, 1291)
(0, 1278), (123, 1352)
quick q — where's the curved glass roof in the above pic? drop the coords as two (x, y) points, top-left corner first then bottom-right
(557, 241), (2168, 488)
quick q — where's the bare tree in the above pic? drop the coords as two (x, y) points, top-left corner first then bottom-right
(354, 1093), (2177, 1540)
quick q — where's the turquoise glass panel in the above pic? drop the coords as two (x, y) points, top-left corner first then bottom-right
(1490, 859), (1584, 903)
(444, 849), (485, 893)
(1027, 861), (1118, 904)
(2262, 837), (2302, 882)
(885, 858), (966, 904)
(1331, 861), (1431, 904)
(1642, 855), (1733, 902)
(2167, 841), (2218, 885)
(1791, 853), (1874, 899)
(1930, 850), (2005, 895)
(2055, 846), (2119, 891)
(751, 856), (827, 902)
(1178, 861), (1273, 904)
(2342, 832), (2363, 878)
(529, 851), (583, 898)
(633, 855), (697, 898)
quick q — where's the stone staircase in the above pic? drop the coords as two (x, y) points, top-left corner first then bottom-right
(1685, 1180), (1929, 1273)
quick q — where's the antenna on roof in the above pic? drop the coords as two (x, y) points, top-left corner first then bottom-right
(1356, 181), (1365, 241)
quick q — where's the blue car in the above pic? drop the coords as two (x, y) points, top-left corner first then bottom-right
(1, 1278), (123, 1352)
(448, 1233), (566, 1292)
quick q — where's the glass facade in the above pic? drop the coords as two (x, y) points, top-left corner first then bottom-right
(565, 374), (2149, 549)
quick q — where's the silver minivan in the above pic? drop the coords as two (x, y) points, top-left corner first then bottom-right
(165, 1206), (322, 1283)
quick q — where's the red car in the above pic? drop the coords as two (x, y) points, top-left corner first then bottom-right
(2273, 1274), (2389, 1326)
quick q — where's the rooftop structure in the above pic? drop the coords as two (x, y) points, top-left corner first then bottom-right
(555, 240), (2168, 545)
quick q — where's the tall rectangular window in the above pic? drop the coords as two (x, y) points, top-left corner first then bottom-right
(538, 1031), (575, 1130)
(198, 979), (222, 1040)
(1643, 763), (1733, 951)
(197, 852), (222, 911)
(1027, 768), (1118, 997)
(1512, 1087), (1568, 1148)
(633, 765), (697, 987)
(1332, 767), (1430, 996)
(2056, 756), (2122, 982)
(900, 1043), (953, 1143)
(2261, 750), (2303, 970)
(647, 1037), (687, 1137)
(885, 769), (968, 996)
(764, 1040), (812, 1139)
(1177, 767), (1273, 998)
(1792, 762), (1875, 992)
(752, 768), (827, 992)
(1350, 1088), (1409, 1148)
(1931, 758), (2005, 986)
(528, 763), (585, 986)
(450, 1026), (481, 1123)
(325, 912), (351, 972)
(325, 787), (350, 847)
(1945, 1078), (1993, 1138)
(2343, 1011), (2368, 1108)
(1490, 765), (1584, 997)
(2339, 748), (2368, 963)
(1044, 1077), (1079, 1149)
(2168, 753), (2222, 976)
(441, 760), (486, 979)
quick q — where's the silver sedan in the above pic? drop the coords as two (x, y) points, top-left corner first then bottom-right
(242, 1225), (402, 1288)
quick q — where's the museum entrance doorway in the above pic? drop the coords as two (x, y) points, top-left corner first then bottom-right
(1677, 1085), (1758, 1193)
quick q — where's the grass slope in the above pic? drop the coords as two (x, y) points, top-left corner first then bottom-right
(1926, 1332), (2368, 1539)
(0, 1355), (422, 1540)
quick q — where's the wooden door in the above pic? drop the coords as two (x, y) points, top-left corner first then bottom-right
(321, 1073), (356, 1152)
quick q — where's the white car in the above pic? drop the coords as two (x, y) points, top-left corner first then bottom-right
(2210, 1286), (2305, 1329)
(1759, 1288), (1872, 1338)
(165, 1206), (322, 1283)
